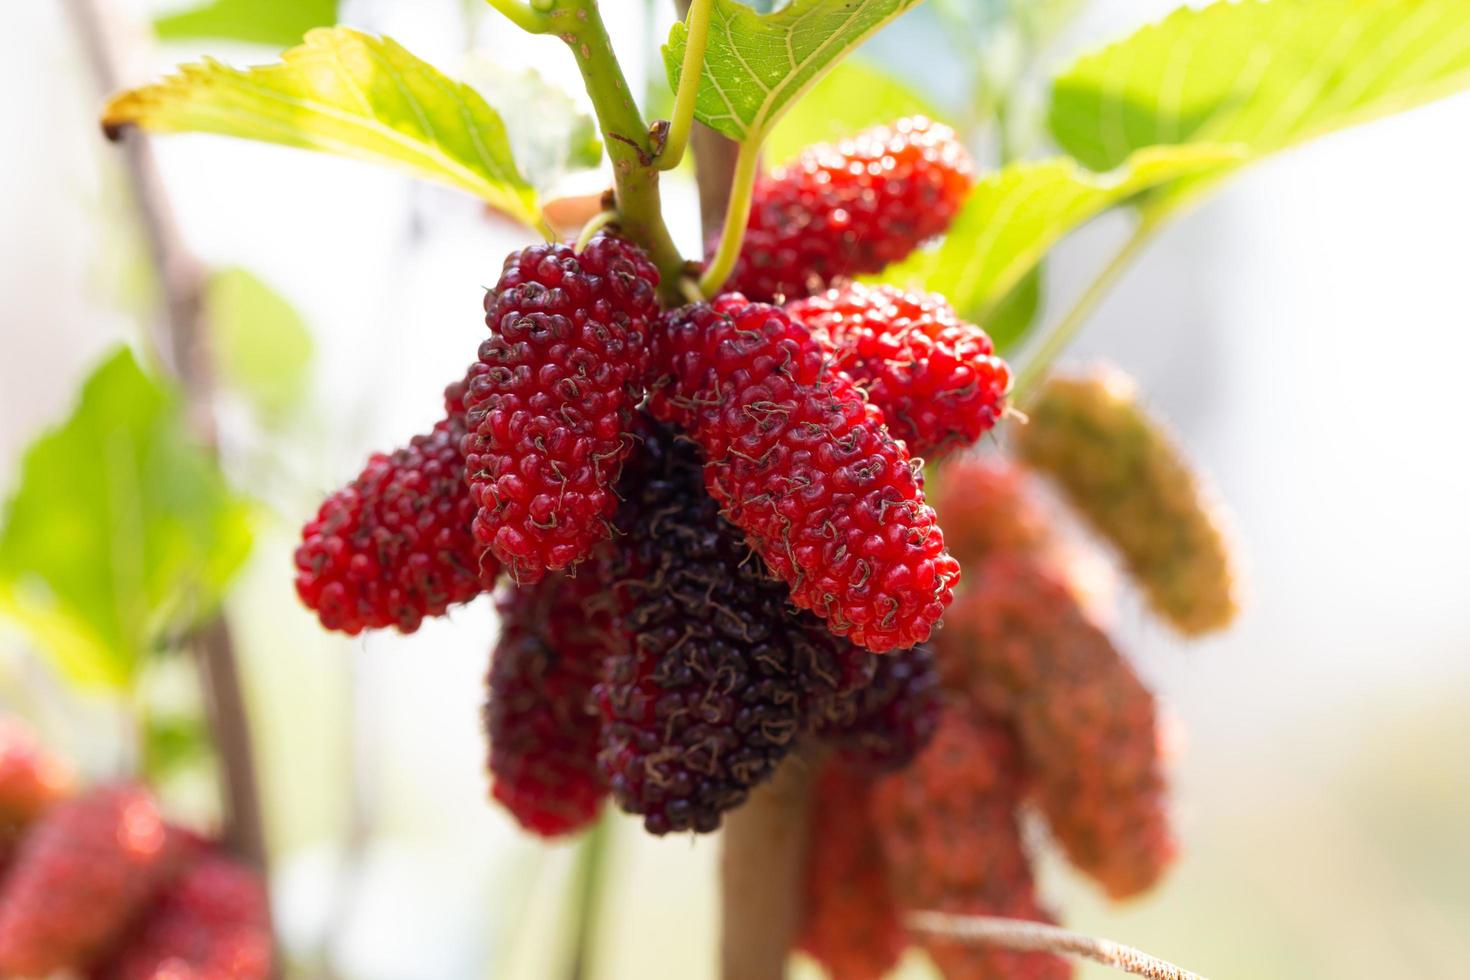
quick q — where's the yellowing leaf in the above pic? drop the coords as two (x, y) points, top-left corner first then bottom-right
(103, 28), (551, 236)
(1050, 0), (1470, 212)
(0, 349), (253, 689)
(664, 0), (922, 144)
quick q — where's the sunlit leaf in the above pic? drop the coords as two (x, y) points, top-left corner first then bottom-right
(206, 267), (313, 422)
(983, 265), (1043, 356)
(102, 28), (552, 236)
(155, 0), (338, 47)
(876, 144), (1242, 327)
(766, 59), (941, 164)
(1050, 0), (1470, 213)
(461, 60), (601, 192)
(664, 0), (923, 144)
(0, 349), (253, 689)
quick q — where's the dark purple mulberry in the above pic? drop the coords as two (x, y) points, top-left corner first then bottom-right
(814, 643), (941, 772)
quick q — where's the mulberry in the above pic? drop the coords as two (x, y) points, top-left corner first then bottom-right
(463, 235), (660, 582)
(938, 553), (1174, 899)
(814, 644), (941, 772)
(0, 784), (177, 976)
(931, 456), (1049, 565)
(649, 295), (958, 653)
(90, 852), (273, 980)
(295, 368), (498, 635)
(723, 118), (974, 302)
(788, 284), (1010, 458)
(596, 422), (872, 835)
(1015, 369), (1238, 635)
(485, 570), (611, 837)
(798, 761), (906, 980)
(871, 712), (1070, 980)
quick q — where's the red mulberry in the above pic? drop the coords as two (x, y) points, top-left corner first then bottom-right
(90, 852), (273, 980)
(485, 570), (611, 837)
(798, 761), (906, 980)
(723, 118), (974, 302)
(0, 784), (177, 976)
(596, 422), (873, 835)
(649, 295), (958, 653)
(789, 284), (1010, 458)
(814, 644), (941, 772)
(932, 456), (1050, 565)
(463, 235), (660, 582)
(872, 712), (1070, 980)
(1015, 369), (1238, 635)
(938, 553), (1175, 899)
(295, 368), (498, 635)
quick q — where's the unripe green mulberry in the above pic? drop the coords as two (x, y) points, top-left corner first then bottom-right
(937, 553), (1175, 899)
(1015, 369), (1238, 635)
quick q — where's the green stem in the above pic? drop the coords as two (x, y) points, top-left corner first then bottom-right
(483, 0), (552, 33)
(697, 137), (760, 297)
(1012, 219), (1159, 403)
(565, 812), (611, 980)
(554, 0), (686, 297)
(657, 0), (713, 172)
(574, 209), (619, 251)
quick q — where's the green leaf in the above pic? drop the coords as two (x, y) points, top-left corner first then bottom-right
(876, 144), (1242, 327)
(1050, 0), (1470, 213)
(461, 60), (601, 192)
(155, 0), (338, 47)
(206, 267), (313, 421)
(983, 265), (1043, 355)
(143, 713), (211, 780)
(765, 59), (941, 164)
(664, 0), (923, 144)
(0, 349), (253, 689)
(102, 28), (551, 237)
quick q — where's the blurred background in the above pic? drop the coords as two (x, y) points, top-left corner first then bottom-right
(3, 0), (1469, 977)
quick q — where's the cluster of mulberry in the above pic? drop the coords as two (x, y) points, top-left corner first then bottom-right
(294, 116), (994, 840)
(0, 723), (272, 979)
(287, 109), (1239, 978)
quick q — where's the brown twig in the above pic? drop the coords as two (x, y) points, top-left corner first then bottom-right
(907, 912), (1208, 980)
(61, 0), (270, 883)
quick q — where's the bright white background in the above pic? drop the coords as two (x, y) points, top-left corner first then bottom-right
(3, 1), (1469, 977)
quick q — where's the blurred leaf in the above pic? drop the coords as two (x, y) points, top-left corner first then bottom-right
(0, 349), (253, 689)
(876, 144), (1241, 326)
(984, 264), (1043, 355)
(664, 0), (923, 144)
(1050, 0), (1470, 214)
(766, 59), (941, 164)
(461, 60), (601, 192)
(206, 267), (313, 421)
(155, 0), (338, 47)
(102, 28), (552, 237)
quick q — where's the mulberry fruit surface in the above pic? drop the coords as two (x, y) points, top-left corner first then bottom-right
(295, 368), (498, 635)
(723, 118), (973, 303)
(872, 711), (1071, 980)
(596, 422), (872, 835)
(932, 456), (1050, 565)
(1016, 368), (1238, 635)
(0, 784), (177, 976)
(485, 569), (611, 837)
(813, 643), (941, 772)
(90, 852), (273, 980)
(463, 235), (660, 582)
(649, 295), (958, 653)
(938, 553), (1175, 899)
(788, 284), (1010, 459)
(798, 761), (906, 980)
